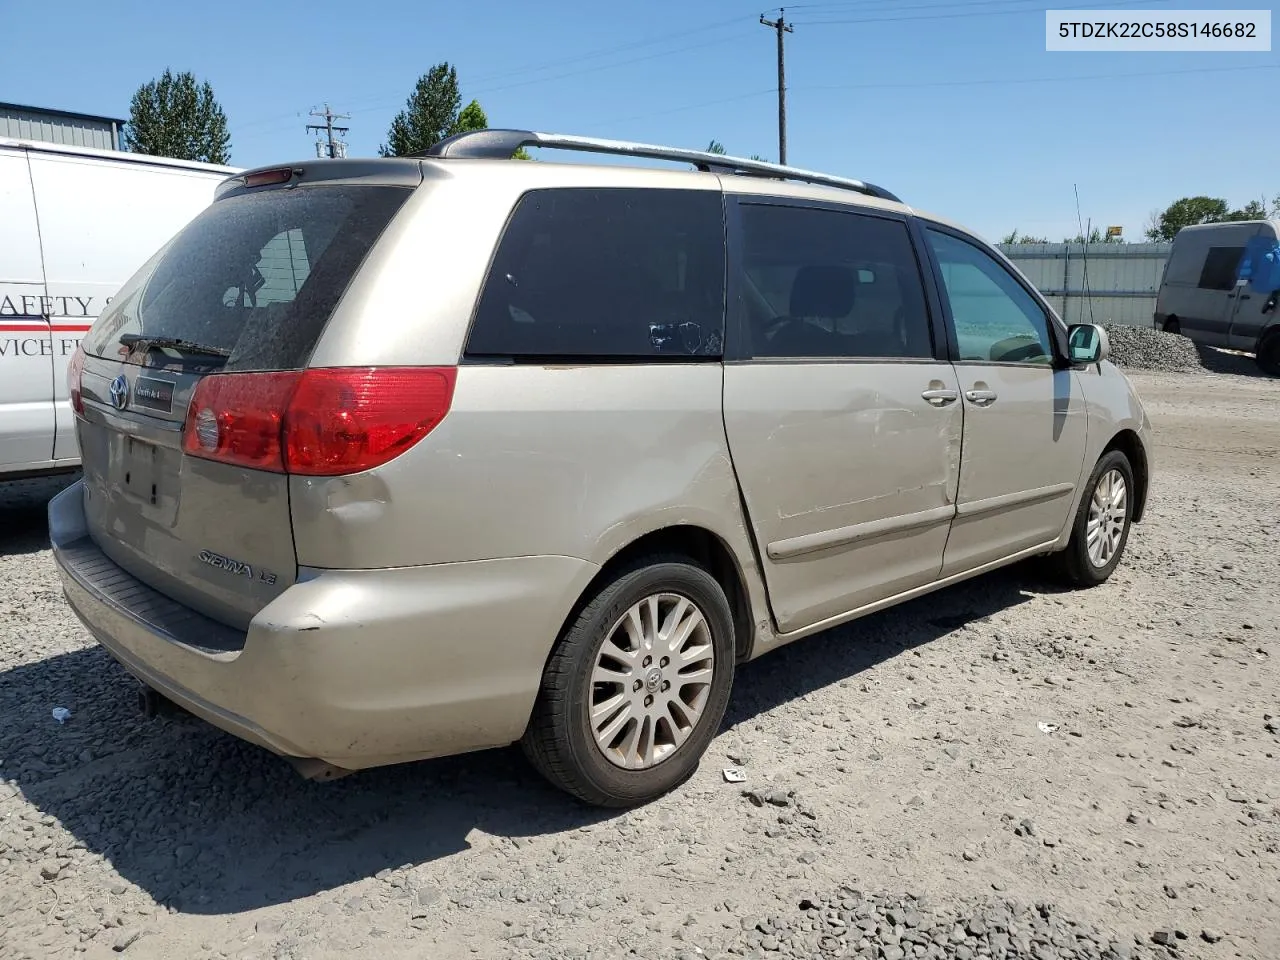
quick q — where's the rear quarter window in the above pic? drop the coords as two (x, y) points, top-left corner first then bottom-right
(466, 188), (726, 360)
(84, 184), (412, 371)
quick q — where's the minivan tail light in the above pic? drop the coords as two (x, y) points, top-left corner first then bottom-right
(182, 372), (299, 472)
(68, 344), (86, 415)
(182, 367), (457, 476)
(284, 367), (457, 476)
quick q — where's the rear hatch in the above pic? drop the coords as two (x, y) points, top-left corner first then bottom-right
(73, 166), (417, 630)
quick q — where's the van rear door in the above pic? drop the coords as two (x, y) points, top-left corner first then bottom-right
(74, 168), (417, 630)
(0, 147), (54, 472)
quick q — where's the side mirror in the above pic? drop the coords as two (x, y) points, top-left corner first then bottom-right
(1066, 323), (1109, 365)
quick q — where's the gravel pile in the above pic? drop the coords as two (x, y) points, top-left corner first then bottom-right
(723, 887), (1185, 959)
(1101, 324), (1202, 372)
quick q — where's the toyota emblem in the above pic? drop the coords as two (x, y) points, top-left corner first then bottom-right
(108, 375), (129, 410)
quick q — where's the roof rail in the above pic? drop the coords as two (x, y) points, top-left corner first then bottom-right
(417, 128), (902, 204)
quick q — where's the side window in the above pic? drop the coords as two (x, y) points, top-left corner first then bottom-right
(467, 188), (725, 359)
(925, 228), (1054, 365)
(1198, 246), (1244, 291)
(737, 203), (934, 360)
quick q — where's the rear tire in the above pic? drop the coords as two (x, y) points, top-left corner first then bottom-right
(1257, 332), (1280, 376)
(1162, 317), (1181, 336)
(522, 555), (735, 807)
(1047, 450), (1135, 587)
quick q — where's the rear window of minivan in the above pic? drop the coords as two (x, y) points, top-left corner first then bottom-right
(84, 185), (412, 371)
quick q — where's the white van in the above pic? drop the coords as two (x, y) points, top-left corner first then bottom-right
(1154, 219), (1280, 375)
(1, 137), (237, 479)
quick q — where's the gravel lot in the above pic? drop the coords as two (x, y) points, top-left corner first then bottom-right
(1, 359), (1277, 960)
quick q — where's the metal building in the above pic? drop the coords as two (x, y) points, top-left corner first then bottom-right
(998, 242), (1173, 327)
(0, 102), (124, 152)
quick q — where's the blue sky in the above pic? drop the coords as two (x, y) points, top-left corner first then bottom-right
(3, 0), (1276, 241)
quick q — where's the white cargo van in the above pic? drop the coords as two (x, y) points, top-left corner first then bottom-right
(1154, 220), (1280, 375)
(1, 138), (237, 478)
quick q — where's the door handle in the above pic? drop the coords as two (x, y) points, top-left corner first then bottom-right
(965, 389), (998, 406)
(1239, 294), (1251, 301)
(921, 388), (958, 406)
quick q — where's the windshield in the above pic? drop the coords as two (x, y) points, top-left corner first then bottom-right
(83, 184), (412, 371)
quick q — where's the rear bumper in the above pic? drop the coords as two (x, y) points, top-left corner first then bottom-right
(49, 481), (599, 769)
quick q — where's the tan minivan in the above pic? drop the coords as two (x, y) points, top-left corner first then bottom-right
(50, 130), (1154, 807)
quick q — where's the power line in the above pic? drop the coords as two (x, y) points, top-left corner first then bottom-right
(793, 0), (1177, 24)
(802, 61), (1280, 92)
(760, 9), (795, 165)
(465, 15), (745, 85)
(317, 32), (751, 122)
(306, 103), (350, 159)
(594, 88), (779, 130)
(589, 61), (1277, 132)
(232, 19), (747, 134)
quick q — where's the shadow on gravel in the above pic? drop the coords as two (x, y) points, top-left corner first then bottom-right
(0, 473), (80, 557)
(1194, 344), (1272, 379)
(0, 560), (1053, 915)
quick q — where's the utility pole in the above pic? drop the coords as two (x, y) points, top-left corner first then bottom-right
(759, 9), (794, 165)
(306, 103), (350, 159)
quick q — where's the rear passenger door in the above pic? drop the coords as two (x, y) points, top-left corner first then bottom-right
(722, 198), (962, 633)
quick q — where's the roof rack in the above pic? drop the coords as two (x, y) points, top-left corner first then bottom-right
(417, 128), (902, 204)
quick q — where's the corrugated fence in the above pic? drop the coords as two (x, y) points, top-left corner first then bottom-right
(997, 242), (1172, 327)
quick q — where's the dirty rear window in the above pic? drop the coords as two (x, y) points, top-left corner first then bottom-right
(83, 184), (411, 370)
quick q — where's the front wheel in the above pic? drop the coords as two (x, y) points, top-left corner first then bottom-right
(1257, 332), (1280, 376)
(1048, 450), (1135, 587)
(522, 556), (736, 807)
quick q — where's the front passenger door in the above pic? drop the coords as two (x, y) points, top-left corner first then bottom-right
(923, 227), (1088, 577)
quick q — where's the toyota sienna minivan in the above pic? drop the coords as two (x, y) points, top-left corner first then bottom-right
(50, 129), (1153, 807)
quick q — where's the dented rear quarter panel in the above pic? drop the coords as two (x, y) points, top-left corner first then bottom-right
(291, 160), (776, 650)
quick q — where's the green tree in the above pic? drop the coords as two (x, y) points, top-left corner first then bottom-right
(379, 68), (523, 158)
(706, 141), (766, 162)
(381, 62), (466, 157)
(1145, 196), (1231, 241)
(1064, 228), (1111, 244)
(125, 69), (230, 164)
(454, 99), (488, 134)
(1228, 199), (1268, 221)
(1002, 229), (1050, 245)
(1145, 195), (1275, 240)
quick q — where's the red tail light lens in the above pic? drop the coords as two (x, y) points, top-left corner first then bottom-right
(284, 367), (457, 476)
(182, 367), (457, 476)
(182, 372), (300, 472)
(68, 344), (86, 415)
